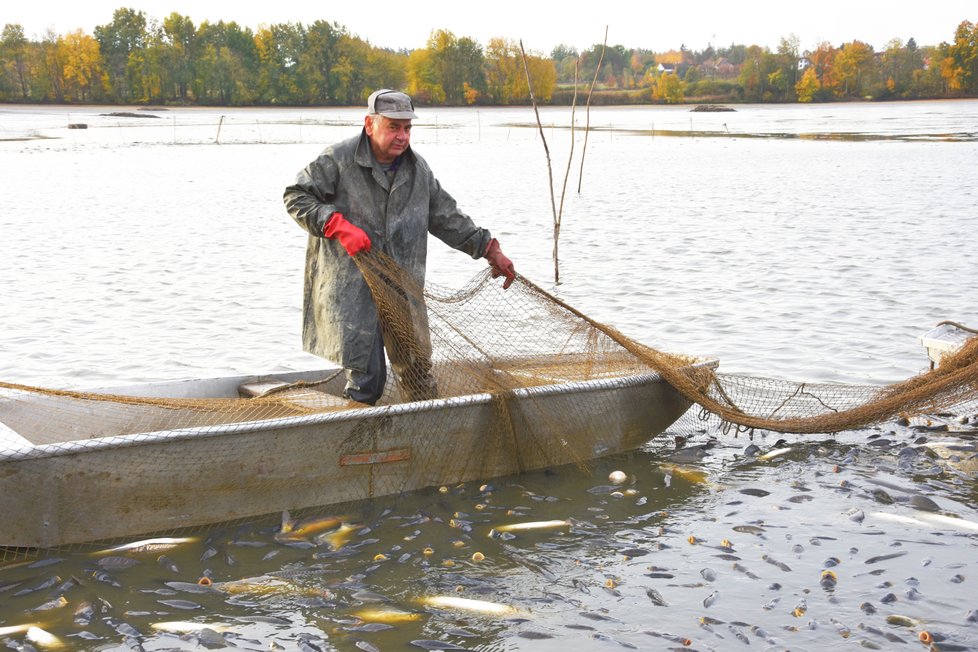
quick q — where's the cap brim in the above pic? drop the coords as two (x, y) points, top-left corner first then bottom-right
(377, 110), (418, 120)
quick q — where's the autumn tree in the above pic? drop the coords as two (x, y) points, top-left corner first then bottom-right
(412, 29), (485, 104)
(833, 40), (876, 97)
(651, 70), (684, 103)
(738, 45), (777, 101)
(58, 30), (105, 101)
(484, 37), (526, 104)
(945, 20), (978, 94)
(795, 66), (820, 101)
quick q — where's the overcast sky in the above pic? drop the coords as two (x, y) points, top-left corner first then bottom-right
(6, 0), (975, 53)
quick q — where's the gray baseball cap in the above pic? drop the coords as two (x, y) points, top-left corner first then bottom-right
(367, 89), (418, 119)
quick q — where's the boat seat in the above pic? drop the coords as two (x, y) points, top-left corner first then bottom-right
(0, 420), (34, 452)
(238, 381), (353, 411)
(238, 381), (292, 398)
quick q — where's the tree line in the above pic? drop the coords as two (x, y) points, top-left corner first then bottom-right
(1, 8), (976, 106)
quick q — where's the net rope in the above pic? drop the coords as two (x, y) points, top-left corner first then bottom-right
(1, 249), (975, 550)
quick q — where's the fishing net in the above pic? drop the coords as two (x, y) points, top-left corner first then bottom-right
(1, 249), (976, 553)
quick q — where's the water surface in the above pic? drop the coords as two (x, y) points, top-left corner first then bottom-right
(1, 101), (977, 651)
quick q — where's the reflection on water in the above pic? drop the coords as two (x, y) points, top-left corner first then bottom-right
(1, 101), (977, 650)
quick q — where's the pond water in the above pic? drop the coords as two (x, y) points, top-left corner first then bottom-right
(1, 100), (977, 651)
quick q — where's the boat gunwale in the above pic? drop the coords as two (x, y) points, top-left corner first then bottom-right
(0, 359), (714, 463)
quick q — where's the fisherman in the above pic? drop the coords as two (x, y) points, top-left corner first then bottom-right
(283, 89), (516, 405)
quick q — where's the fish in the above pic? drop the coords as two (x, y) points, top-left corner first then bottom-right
(211, 575), (304, 597)
(93, 537), (198, 555)
(96, 556), (139, 571)
(157, 555), (180, 573)
(151, 621), (233, 633)
(352, 607), (424, 623)
(740, 488), (771, 497)
(87, 569), (122, 588)
(409, 640), (467, 650)
(868, 510), (978, 532)
(0, 623), (34, 636)
(421, 595), (520, 616)
(26, 626), (63, 649)
(315, 522), (364, 550)
(276, 510), (345, 541)
(660, 464), (710, 484)
(703, 590), (719, 608)
(759, 447), (794, 461)
(762, 554), (792, 572)
(164, 580), (221, 594)
(344, 623), (395, 632)
(13, 576), (61, 596)
(30, 596), (68, 612)
(732, 563), (760, 579)
(865, 551), (908, 564)
(646, 587), (668, 606)
(490, 520), (571, 534)
(732, 524), (766, 536)
(157, 599), (202, 610)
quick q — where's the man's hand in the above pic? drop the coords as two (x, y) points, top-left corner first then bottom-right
(323, 212), (371, 256)
(485, 238), (516, 289)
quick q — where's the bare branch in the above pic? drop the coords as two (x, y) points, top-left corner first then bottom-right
(519, 40), (560, 284)
(577, 26), (608, 194)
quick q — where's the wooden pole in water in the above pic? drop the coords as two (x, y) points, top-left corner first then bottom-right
(215, 115), (224, 144)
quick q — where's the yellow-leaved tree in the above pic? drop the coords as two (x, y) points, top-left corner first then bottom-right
(485, 38), (555, 104)
(795, 67), (820, 102)
(58, 29), (105, 102)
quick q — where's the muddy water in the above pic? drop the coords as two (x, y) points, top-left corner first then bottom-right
(1, 102), (977, 650)
(2, 425), (977, 651)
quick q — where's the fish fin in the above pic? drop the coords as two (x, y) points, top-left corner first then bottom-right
(280, 510), (294, 534)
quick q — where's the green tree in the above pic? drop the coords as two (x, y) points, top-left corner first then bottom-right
(94, 7), (148, 101)
(328, 34), (385, 105)
(255, 22), (307, 103)
(194, 20), (257, 104)
(298, 20), (343, 103)
(162, 13), (197, 101)
(775, 35), (800, 100)
(0, 24), (31, 100)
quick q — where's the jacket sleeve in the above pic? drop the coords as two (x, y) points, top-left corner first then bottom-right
(283, 152), (341, 237)
(426, 174), (491, 260)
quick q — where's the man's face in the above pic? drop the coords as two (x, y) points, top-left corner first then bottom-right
(365, 115), (412, 164)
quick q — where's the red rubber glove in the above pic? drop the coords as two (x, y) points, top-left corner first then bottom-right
(485, 238), (516, 289)
(323, 212), (371, 256)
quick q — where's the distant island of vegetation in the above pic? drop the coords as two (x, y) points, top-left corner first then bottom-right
(1, 9), (976, 107)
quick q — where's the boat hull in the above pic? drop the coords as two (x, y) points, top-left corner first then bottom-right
(1, 370), (695, 548)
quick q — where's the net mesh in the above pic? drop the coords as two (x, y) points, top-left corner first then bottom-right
(1, 249), (976, 554)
